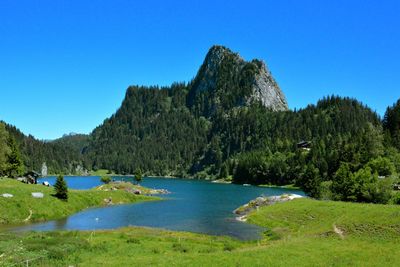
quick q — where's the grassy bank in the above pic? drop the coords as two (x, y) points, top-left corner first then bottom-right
(1, 197), (400, 266)
(248, 198), (400, 239)
(0, 178), (157, 225)
(258, 184), (300, 190)
(89, 169), (116, 176)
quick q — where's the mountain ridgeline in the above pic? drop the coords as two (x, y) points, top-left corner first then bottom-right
(2, 45), (400, 204)
(86, 45), (289, 175)
(3, 125), (89, 175)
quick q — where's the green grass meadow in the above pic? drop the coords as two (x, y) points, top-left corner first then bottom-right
(0, 178), (156, 225)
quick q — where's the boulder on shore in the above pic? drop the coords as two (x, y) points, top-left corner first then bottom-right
(31, 192), (44, 198)
(104, 197), (113, 205)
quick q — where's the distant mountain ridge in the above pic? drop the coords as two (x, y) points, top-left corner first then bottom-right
(3, 123), (89, 174)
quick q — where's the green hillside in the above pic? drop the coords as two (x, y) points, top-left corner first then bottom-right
(0, 178), (155, 225)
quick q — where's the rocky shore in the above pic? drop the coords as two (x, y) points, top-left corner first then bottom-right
(233, 194), (303, 222)
(96, 181), (170, 196)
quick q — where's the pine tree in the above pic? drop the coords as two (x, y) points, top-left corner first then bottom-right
(219, 163), (229, 179)
(0, 123), (11, 175)
(134, 168), (143, 184)
(6, 136), (24, 177)
(54, 175), (68, 200)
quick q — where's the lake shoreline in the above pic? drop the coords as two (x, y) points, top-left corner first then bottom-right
(2, 198), (400, 266)
(9, 175), (304, 240)
(0, 178), (158, 226)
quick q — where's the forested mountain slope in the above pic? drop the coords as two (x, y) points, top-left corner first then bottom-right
(85, 46), (289, 176)
(1, 45), (400, 205)
(3, 123), (89, 174)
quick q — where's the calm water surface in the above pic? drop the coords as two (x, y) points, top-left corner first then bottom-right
(14, 176), (304, 240)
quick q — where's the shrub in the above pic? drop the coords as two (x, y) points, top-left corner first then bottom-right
(223, 242), (236, 251)
(390, 193), (400, 205)
(126, 237), (141, 244)
(48, 247), (67, 260)
(100, 176), (111, 184)
(363, 177), (394, 204)
(319, 181), (333, 200)
(172, 243), (189, 253)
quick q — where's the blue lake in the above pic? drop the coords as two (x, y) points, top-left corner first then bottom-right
(14, 176), (304, 240)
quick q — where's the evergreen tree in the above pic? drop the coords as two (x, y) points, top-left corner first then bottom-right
(54, 175), (68, 200)
(299, 164), (321, 198)
(5, 136), (24, 177)
(219, 163), (229, 179)
(331, 163), (357, 201)
(0, 123), (11, 175)
(383, 99), (400, 149)
(134, 168), (143, 184)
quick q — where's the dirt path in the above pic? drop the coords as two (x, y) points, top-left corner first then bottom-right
(333, 224), (344, 239)
(23, 209), (33, 222)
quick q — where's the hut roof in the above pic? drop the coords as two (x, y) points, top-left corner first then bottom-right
(24, 171), (41, 178)
(297, 140), (311, 148)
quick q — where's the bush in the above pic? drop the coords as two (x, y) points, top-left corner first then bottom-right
(330, 163), (393, 204)
(48, 247), (67, 260)
(319, 181), (333, 200)
(223, 242), (236, 251)
(54, 175), (68, 200)
(389, 193), (400, 205)
(172, 243), (189, 253)
(363, 177), (394, 204)
(100, 176), (111, 184)
(126, 237), (141, 244)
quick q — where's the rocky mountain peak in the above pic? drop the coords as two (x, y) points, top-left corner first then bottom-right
(189, 45), (288, 113)
(204, 45), (243, 65)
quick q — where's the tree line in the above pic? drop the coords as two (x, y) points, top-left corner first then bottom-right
(227, 97), (400, 204)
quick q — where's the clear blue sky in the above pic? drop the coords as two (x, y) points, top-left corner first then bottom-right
(1, 0), (399, 140)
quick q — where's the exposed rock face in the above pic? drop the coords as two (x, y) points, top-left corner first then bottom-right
(191, 46), (228, 93)
(248, 61), (288, 111)
(189, 45), (288, 113)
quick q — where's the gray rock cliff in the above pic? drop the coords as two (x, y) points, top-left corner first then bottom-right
(248, 60), (288, 111)
(189, 45), (288, 113)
